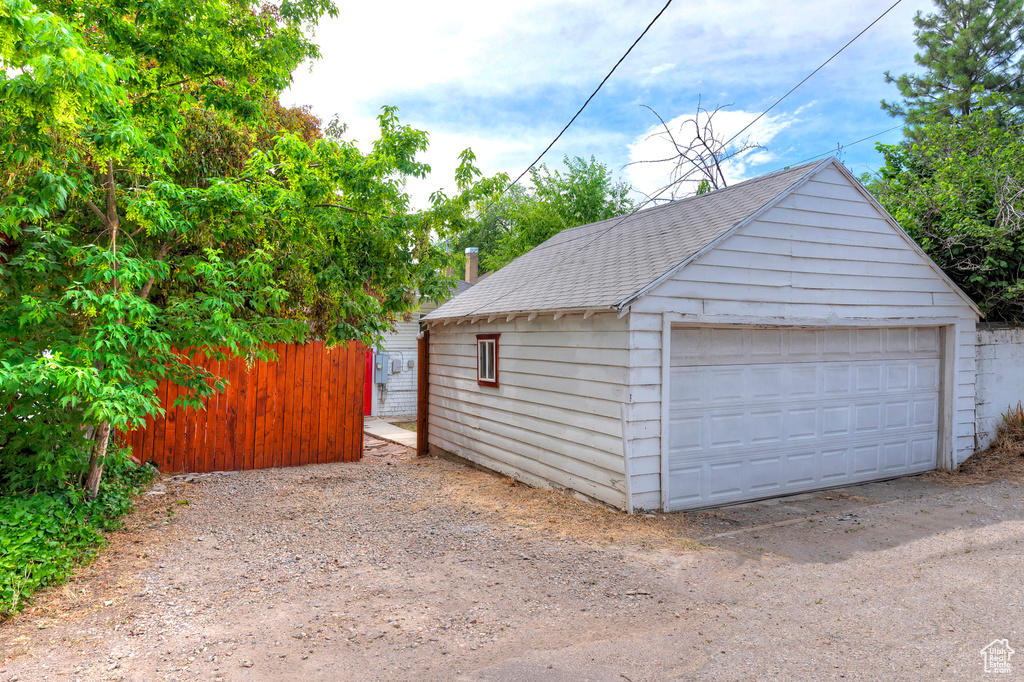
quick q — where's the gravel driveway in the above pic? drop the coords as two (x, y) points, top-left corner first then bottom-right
(2, 438), (1022, 681)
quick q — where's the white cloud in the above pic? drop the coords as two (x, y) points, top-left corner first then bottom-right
(284, 0), (936, 206)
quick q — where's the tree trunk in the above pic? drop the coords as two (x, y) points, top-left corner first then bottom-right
(85, 421), (111, 499)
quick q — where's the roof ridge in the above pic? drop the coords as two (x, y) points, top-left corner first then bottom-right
(622, 158), (824, 217)
(527, 159), (825, 254)
(424, 159), (833, 321)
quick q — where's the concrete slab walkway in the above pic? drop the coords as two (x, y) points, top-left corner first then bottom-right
(363, 417), (417, 449)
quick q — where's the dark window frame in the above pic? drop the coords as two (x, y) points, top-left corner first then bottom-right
(476, 333), (500, 387)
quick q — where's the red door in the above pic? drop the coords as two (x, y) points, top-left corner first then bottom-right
(364, 350), (373, 416)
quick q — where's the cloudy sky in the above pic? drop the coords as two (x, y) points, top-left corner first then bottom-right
(285, 0), (934, 208)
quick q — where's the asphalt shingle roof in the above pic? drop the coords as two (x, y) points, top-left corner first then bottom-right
(424, 160), (824, 321)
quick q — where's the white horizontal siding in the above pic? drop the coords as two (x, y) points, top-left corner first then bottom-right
(626, 164), (979, 508)
(427, 313), (629, 508)
(625, 311), (663, 510)
(375, 316), (421, 418)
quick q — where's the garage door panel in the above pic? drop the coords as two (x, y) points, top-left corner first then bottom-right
(709, 413), (744, 447)
(821, 448), (849, 480)
(668, 326), (942, 510)
(913, 397), (939, 427)
(854, 404), (882, 432)
(912, 437), (938, 465)
(789, 329), (819, 357)
(751, 329), (784, 357)
(913, 327), (941, 353)
(709, 370), (744, 402)
(670, 465), (703, 506)
(825, 329), (852, 354)
(783, 451), (816, 485)
(883, 442), (909, 471)
(670, 416), (703, 452)
(822, 405), (850, 435)
(670, 404), (937, 454)
(824, 365), (852, 394)
(749, 456), (782, 491)
(915, 360), (940, 390)
(672, 362), (936, 410)
(855, 364), (883, 392)
(884, 401), (910, 429)
(674, 369), (704, 404)
(672, 326), (940, 366)
(787, 408), (818, 439)
(708, 461), (744, 497)
(853, 444), (881, 474)
(751, 367), (784, 399)
(790, 366), (818, 396)
(750, 410), (784, 443)
(855, 328), (883, 353)
(887, 328), (911, 353)
(886, 364), (910, 391)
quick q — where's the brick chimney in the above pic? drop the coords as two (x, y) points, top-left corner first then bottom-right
(465, 247), (479, 284)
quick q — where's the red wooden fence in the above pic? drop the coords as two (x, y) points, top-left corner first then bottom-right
(123, 342), (366, 473)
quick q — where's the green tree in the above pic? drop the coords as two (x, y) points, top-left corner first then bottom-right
(867, 103), (1024, 322)
(452, 156), (633, 272)
(0, 0), (486, 495)
(882, 0), (1024, 127)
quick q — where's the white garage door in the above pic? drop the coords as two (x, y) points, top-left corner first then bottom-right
(667, 326), (941, 510)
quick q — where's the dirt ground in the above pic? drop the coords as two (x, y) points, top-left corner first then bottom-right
(2, 438), (1023, 681)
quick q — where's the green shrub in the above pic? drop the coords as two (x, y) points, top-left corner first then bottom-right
(0, 458), (155, 617)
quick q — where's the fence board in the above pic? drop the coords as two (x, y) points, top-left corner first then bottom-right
(309, 343), (322, 465)
(254, 359), (267, 471)
(197, 353), (212, 473)
(121, 343), (365, 473)
(163, 384), (178, 467)
(215, 356), (229, 470)
(317, 345), (329, 464)
(348, 347), (361, 460)
(282, 344), (296, 468)
(266, 344), (280, 468)
(299, 344), (314, 466)
(173, 378), (187, 473)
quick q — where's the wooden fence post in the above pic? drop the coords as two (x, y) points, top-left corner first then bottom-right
(417, 330), (429, 457)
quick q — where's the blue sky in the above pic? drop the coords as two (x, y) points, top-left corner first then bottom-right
(285, 0), (935, 208)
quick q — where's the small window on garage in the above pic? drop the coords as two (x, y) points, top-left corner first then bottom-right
(476, 334), (499, 387)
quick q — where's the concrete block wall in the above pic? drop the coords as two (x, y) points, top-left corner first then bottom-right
(975, 327), (1024, 450)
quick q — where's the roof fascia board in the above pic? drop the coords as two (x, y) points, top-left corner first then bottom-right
(617, 158), (833, 310)
(825, 159), (982, 317)
(425, 305), (618, 324)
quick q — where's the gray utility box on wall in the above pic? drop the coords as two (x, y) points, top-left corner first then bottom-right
(374, 352), (390, 384)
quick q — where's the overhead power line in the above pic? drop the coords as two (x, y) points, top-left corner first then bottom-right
(459, 1), (904, 317)
(621, 0), (904, 218)
(501, 0), (675, 196)
(782, 52), (1024, 170)
(720, 0), (904, 150)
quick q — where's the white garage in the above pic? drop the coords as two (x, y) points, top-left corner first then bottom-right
(421, 158), (981, 512)
(667, 326), (942, 509)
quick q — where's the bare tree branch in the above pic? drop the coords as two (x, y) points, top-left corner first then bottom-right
(626, 98), (765, 202)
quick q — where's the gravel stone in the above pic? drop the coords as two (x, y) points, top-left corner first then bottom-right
(1, 439), (1022, 681)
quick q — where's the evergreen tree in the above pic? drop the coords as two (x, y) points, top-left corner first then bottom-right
(881, 0), (1024, 128)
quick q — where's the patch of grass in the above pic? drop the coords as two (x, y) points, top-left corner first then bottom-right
(0, 460), (155, 618)
(391, 421), (417, 432)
